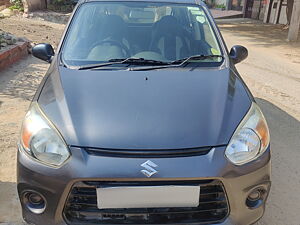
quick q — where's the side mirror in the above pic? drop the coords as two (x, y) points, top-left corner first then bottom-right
(229, 45), (248, 64)
(32, 43), (54, 63)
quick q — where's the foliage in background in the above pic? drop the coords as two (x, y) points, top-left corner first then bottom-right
(9, 0), (24, 11)
(204, 0), (226, 9)
(215, 4), (226, 9)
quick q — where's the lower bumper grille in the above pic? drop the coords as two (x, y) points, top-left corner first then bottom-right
(63, 180), (229, 224)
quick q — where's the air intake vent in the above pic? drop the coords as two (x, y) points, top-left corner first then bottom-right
(84, 147), (212, 158)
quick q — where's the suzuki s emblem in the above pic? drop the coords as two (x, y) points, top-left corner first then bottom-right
(141, 160), (158, 177)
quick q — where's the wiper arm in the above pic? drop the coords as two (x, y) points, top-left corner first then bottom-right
(72, 58), (170, 70)
(129, 55), (224, 71)
(171, 54), (224, 65)
(124, 58), (171, 65)
(109, 58), (170, 65)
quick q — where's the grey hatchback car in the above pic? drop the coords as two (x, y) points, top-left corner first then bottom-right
(17, 0), (271, 224)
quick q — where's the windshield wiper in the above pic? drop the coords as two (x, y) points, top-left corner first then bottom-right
(129, 55), (224, 71)
(171, 54), (224, 65)
(71, 58), (171, 70)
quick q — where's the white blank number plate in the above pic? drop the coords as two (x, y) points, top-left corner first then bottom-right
(96, 185), (200, 209)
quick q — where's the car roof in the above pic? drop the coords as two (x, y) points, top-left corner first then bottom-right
(79, 0), (206, 7)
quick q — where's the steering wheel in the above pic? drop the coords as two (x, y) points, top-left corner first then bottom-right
(90, 39), (130, 58)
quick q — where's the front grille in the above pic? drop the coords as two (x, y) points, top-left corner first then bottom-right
(63, 180), (229, 224)
(84, 147), (212, 158)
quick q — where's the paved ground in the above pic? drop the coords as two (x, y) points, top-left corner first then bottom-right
(0, 17), (299, 225)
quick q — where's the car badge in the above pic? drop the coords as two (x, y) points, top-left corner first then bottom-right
(141, 160), (158, 177)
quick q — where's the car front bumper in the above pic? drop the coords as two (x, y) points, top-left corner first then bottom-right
(17, 146), (271, 225)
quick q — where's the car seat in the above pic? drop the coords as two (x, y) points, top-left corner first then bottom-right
(88, 14), (130, 60)
(149, 16), (190, 61)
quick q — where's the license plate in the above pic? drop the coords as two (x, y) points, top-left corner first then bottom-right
(96, 185), (200, 209)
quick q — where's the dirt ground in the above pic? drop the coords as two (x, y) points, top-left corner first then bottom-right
(0, 16), (65, 48)
(0, 16), (300, 225)
(218, 18), (300, 121)
(217, 19), (300, 225)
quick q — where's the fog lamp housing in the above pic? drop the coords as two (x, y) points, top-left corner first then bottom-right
(22, 191), (46, 214)
(246, 187), (267, 209)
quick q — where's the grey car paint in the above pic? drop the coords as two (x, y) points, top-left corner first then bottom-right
(38, 65), (251, 150)
(17, 0), (271, 224)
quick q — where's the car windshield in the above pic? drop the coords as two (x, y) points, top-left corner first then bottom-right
(62, 1), (223, 67)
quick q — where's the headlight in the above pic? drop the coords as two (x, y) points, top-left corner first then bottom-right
(225, 102), (270, 165)
(20, 103), (70, 166)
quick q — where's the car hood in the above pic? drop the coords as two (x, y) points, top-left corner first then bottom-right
(38, 66), (251, 149)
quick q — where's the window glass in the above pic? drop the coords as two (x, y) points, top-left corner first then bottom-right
(62, 2), (222, 66)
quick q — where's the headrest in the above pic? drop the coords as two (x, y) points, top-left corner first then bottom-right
(100, 15), (127, 38)
(153, 16), (180, 31)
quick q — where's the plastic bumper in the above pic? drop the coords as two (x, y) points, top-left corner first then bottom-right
(17, 146), (271, 225)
